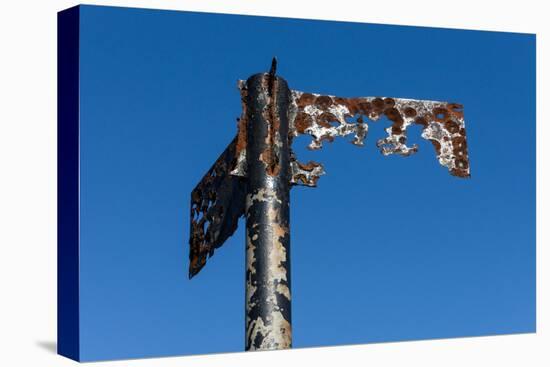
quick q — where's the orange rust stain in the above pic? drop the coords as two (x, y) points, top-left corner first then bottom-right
(372, 97), (385, 111)
(260, 148), (281, 176)
(259, 75), (282, 177)
(233, 87), (249, 169)
(357, 101), (372, 115)
(294, 112), (312, 134)
(315, 95), (333, 110)
(404, 107), (417, 117)
(319, 112), (338, 124)
(444, 120), (459, 134)
(297, 93), (315, 108)
(273, 223), (288, 240)
(235, 116), (247, 153)
(383, 97), (395, 107)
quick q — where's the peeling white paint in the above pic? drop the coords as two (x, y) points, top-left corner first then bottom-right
(247, 311), (292, 350)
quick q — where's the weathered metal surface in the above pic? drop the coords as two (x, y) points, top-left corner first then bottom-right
(188, 137), (246, 278)
(229, 80), (248, 178)
(188, 86), (470, 277)
(188, 60), (472, 353)
(289, 157), (325, 187)
(244, 71), (292, 351)
(288, 92), (470, 180)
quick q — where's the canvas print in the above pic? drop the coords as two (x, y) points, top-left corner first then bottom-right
(58, 4), (536, 362)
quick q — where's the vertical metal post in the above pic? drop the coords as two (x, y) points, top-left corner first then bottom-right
(189, 58), (471, 354)
(244, 69), (292, 351)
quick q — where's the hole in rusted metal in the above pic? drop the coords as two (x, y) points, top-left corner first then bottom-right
(433, 107), (448, 121)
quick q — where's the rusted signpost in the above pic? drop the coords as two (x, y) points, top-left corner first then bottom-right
(189, 59), (470, 351)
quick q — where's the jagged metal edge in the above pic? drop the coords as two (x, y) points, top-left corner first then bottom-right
(289, 90), (470, 179)
(189, 137), (246, 278)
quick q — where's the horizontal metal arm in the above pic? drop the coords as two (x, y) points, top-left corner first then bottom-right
(288, 91), (471, 185)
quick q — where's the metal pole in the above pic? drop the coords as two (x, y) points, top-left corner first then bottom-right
(189, 59), (471, 354)
(244, 65), (292, 351)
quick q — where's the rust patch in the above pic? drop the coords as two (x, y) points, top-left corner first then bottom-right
(296, 93), (315, 108)
(230, 81), (250, 177)
(372, 97), (385, 111)
(259, 75), (282, 176)
(289, 153), (325, 187)
(404, 107), (417, 117)
(235, 89), (248, 154)
(384, 97), (396, 107)
(414, 116), (428, 126)
(294, 112), (312, 134)
(315, 95), (333, 110)
(260, 147), (281, 176)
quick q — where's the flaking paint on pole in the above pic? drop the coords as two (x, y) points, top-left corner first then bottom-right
(243, 69), (292, 350)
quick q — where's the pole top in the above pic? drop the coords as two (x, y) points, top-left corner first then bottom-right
(269, 57), (277, 77)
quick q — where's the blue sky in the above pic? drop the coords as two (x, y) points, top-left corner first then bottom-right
(77, 5), (535, 361)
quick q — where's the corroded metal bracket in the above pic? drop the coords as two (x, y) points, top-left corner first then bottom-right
(289, 92), (470, 181)
(188, 59), (471, 352)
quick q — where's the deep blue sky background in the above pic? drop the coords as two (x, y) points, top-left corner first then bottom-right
(77, 5), (536, 361)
